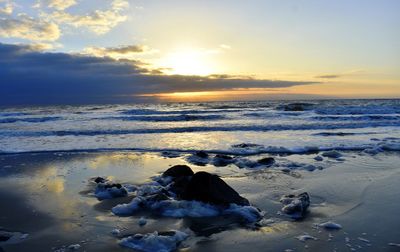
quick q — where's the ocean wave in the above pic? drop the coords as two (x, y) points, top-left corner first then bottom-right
(203, 102), (274, 109)
(312, 115), (400, 121)
(312, 132), (377, 136)
(315, 105), (400, 115)
(100, 114), (225, 122)
(242, 112), (277, 118)
(0, 116), (61, 123)
(0, 112), (30, 117)
(1, 140), (399, 155)
(1, 121), (399, 137)
(120, 108), (242, 115)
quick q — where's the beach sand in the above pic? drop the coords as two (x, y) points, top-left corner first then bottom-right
(0, 151), (400, 251)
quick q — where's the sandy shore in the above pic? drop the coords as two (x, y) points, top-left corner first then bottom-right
(0, 151), (400, 251)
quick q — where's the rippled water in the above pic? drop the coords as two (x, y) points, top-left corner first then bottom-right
(1, 99), (400, 154)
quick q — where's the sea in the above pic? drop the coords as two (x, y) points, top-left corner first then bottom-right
(1, 99), (400, 155)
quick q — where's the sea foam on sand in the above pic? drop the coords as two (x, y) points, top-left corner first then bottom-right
(111, 175), (263, 222)
(119, 230), (189, 252)
(318, 221), (342, 230)
(109, 169), (263, 251)
(296, 234), (318, 242)
(112, 198), (263, 222)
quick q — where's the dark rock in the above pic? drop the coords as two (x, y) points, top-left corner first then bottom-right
(158, 231), (177, 236)
(232, 143), (262, 148)
(194, 151), (209, 158)
(170, 176), (192, 197)
(181, 171), (249, 206)
(163, 165), (194, 196)
(257, 157), (275, 166)
(0, 235), (11, 242)
(280, 192), (310, 219)
(186, 152), (209, 166)
(213, 154), (235, 166)
(161, 151), (181, 158)
(104, 183), (123, 189)
(322, 150), (342, 158)
(215, 154), (233, 160)
(280, 103), (315, 112)
(94, 177), (107, 183)
(163, 165), (194, 178)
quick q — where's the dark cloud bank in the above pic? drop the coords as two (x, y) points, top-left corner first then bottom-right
(0, 43), (317, 105)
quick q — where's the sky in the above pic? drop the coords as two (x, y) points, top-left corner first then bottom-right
(0, 0), (399, 105)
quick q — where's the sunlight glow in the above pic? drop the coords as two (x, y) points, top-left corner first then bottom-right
(158, 48), (215, 76)
(138, 88), (289, 101)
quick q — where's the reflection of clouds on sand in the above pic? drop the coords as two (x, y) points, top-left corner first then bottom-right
(87, 153), (141, 170)
(22, 165), (84, 227)
(258, 221), (291, 234)
(83, 153), (181, 183)
(34, 166), (65, 193)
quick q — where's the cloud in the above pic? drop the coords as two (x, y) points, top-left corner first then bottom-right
(219, 44), (231, 50)
(0, 0), (128, 42)
(94, 45), (148, 54)
(14, 42), (57, 51)
(0, 43), (317, 105)
(35, 0), (77, 10)
(315, 69), (365, 79)
(83, 44), (156, 59)
(0, 14), (60, 41)
(42, 0), (129, 35)
(0, 1), (13, 15)
(315, 74), (340, 79)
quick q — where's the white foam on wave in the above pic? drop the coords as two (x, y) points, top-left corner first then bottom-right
(4, 120), (400, 138)
(1, 100), (400, 155)
(2, 136), (400, 157)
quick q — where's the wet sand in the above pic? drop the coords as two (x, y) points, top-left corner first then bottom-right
(0, 151), (400, 251)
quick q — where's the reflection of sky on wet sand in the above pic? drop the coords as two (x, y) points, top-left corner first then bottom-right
(22, 153), (178, 221)
(0, 153), (167, 251)
(87, 153), (141, 170)
(1, 151), (399, 251)
(0, 152), (257, 251)
(32, 166), (65, 193)
(0, 152), (284, 239)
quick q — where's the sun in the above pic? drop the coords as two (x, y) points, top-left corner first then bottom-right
(158, 48), (215, 76)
